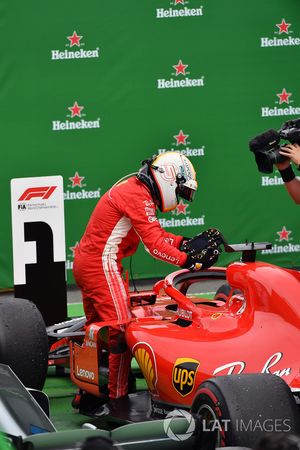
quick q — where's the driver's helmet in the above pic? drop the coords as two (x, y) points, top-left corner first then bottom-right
(137, 151), (198, 212)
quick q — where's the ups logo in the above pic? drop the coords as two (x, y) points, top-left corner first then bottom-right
(172, 357), (200, 397)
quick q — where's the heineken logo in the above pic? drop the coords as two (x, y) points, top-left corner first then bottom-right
(51, 31), (100, 60)
(64, 169), (100, 271)
(69, 242), (79, 258)
(173, 60), (189, 76)
(175, 130), (189, 145)
(160, 190), (205, 227)
(276, 226), (292, 242)
(67, 31), (82, 47)
(261, 89), (300, 118)
(64, 171), (101, 202)
(276, 88), (292, 105)
(172, 200), (189, 216)
(261, 175), (284, 187)
(159, 215), (205, 228)
(156, 1), (204, 19)
(157, 60), (205, 90)
(261, 226), (300, 255)
(52, 102), (101, 132)
(69, 172), (85, 188)
(158, 129), (205, 157)
(261, 19), (300, 47)
(66, 241), (79, 271)
(64, 188), (101, 200)
(68, 102), (84, 118)
(276, 19), (291, 34)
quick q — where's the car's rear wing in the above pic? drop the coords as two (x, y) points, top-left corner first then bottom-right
(224, 241), (272, 262)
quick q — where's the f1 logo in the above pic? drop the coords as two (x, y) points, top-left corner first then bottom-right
(18, 186), (57, 201)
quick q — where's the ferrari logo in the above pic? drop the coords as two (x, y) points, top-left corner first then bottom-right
(172, 358), (200, 397)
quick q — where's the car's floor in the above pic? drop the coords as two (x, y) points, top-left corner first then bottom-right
(45, 367), (149, 431)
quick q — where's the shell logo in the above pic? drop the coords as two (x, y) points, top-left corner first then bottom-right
(133, 343), (157, 391)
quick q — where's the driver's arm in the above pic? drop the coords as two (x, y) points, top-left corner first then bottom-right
(124, 190), (188, 267)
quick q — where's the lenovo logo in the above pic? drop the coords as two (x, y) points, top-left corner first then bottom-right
(18, 186), (57, 201)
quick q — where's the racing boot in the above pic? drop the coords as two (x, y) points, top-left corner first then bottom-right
(72, 389), (109, 416)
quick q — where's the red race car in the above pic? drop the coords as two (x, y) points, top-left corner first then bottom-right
(48, 241), (300, 447)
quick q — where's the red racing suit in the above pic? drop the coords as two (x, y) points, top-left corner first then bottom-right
(73, 176), (188, 399)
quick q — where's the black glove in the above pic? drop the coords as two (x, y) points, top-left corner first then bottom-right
(181, 228), (225, 271)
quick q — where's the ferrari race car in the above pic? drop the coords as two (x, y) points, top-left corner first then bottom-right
(47, 241), (300, 447)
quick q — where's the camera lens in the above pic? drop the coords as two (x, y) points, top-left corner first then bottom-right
(270, 148), (288, 165)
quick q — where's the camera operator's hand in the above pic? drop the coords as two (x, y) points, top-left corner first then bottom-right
(279, 143), (300, 167)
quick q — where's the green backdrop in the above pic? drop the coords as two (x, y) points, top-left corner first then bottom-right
(1, 0), (300, 288)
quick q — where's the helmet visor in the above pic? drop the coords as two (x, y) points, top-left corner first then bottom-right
(176, 185), (196, 202)
(176, 177), (197, 202)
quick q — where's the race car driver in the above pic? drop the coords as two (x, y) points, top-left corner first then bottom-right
(73, 151), (222, 406)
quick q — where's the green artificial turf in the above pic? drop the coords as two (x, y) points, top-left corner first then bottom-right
(0, 433), (10, 450)
(44, 369), (84, 430)
(67, 303), (84, 318)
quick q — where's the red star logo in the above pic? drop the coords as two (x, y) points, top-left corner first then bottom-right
(68, 101), (84, 118)
(173, 60), (188, 76)
(276, 19), (291, 34)
(69, 171), (85, 188)
(67, 31), (83, 47)
(276, 88), (292, 105)
(69, 242), (80, 257)
(174, 130), (189, 146)
(277, 226), (292, 242)
(175, 199), (188, 215)
(175, 0), (185, 4)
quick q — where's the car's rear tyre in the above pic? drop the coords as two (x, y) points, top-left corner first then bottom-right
(191, 373), (300, 448)
(0, 297), (48, 389)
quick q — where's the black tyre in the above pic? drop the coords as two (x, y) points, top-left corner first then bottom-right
(0, 297), (49, 389)
(191, 373), (300, 448)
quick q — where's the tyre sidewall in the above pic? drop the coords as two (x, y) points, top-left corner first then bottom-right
(0, 297), (48, 389)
